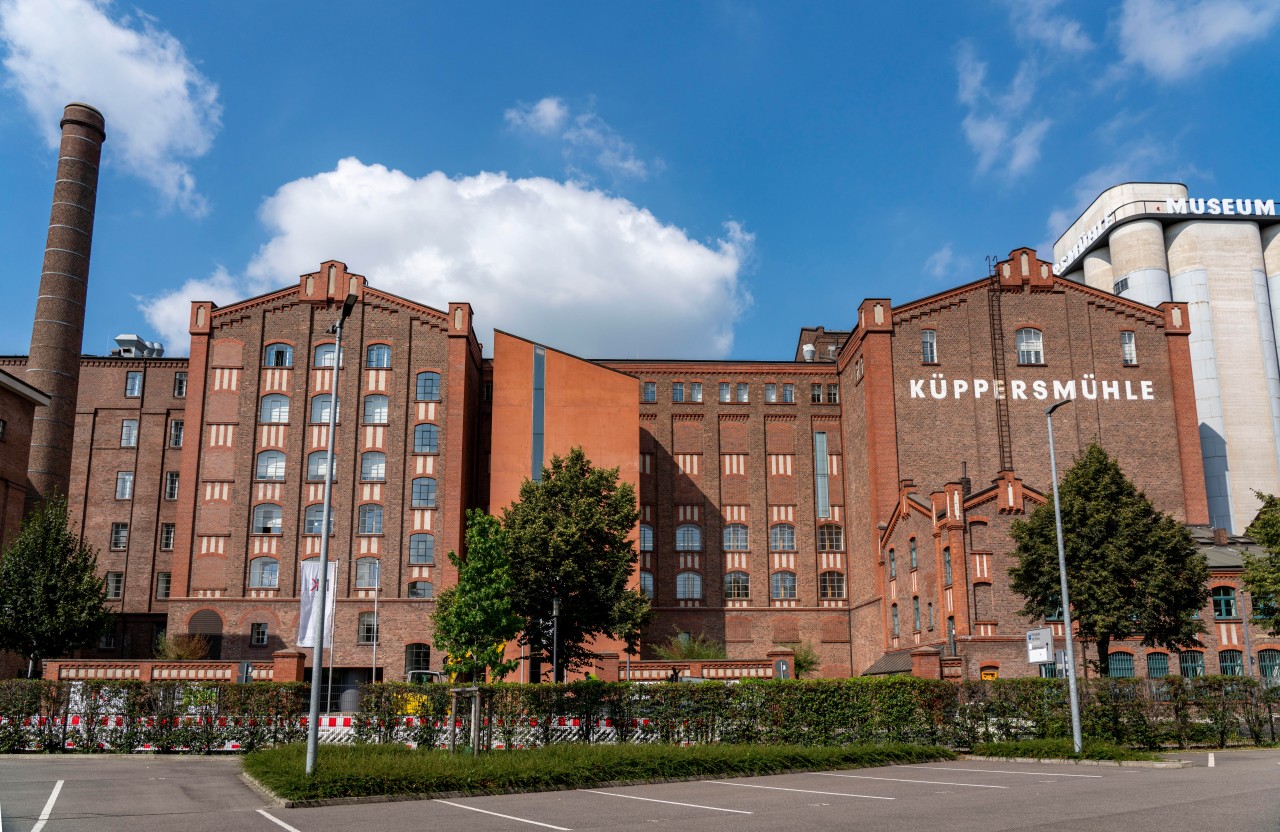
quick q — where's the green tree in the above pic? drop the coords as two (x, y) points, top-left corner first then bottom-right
(652, 630), (728, 660)
(503, 447), (651, 679)
(1243, 491), (1280, 635)
(432, 510), (524, 681)
(0, 495), (111, 676)
(1009, 443), (1208, 676)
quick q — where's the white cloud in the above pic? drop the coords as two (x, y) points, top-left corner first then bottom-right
(1007, 0), (1094, 52)
(1117, 0), (1280, 81)
(140, 159), (752, 359)
(924, 243), (955, 279)
(504, 96), (569, 135)
(133, 266), (241, 351)
(1043, 141), (1164, 249)
(954, 43), (1051, 179)
(506, 95), (656, 182)
(0, 0), (221, 216)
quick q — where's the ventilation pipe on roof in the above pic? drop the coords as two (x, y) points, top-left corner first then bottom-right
(802, 344), (816, 362)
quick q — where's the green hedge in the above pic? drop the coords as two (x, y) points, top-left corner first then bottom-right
(244, 741), (955, 802)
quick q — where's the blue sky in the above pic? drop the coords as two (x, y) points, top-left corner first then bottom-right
(2, 0), (1279, 361)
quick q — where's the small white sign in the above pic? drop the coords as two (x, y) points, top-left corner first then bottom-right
(1026, 627), (1054, 664)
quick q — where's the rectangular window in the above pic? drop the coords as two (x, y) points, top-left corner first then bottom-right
(765, 383), (777, 403)
(826, 383), (839, 404)
(125, 371), (143, 397)
(160, 524), (175, 551)
(811, 383), (823, 403)
(814, 432), (830, 519)
(672, 382), (684, 403)
(164, 471), (179, 501)
(782, 383), (794, 403)
(1121, 331), (1137, 365)
(922, 330), (937, 363)
(690, 382), (703, 402)
(719, 382), (731, 402)
(156, 571), (171, 599)
(173, 372), (188, 398)
(110, 523), (129, 550)
(0, 419), (6, 441)
(736, 382), (749, 403)
(99, 632), (116, 649)
(115, 471), (134, 500)
(121, 419), (138, 448)
(357, 611), (378, 645)
(169, 419), (184, 448)
(105, 572), (124, 599)
(641, 381), (656, 402)
(250, 622), (269, 647)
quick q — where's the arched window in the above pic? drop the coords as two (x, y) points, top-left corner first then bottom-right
(909, 538), (918, 569)
(723, 523), (749, 551)
(264, 343), (292, 367)
(251, 504), (282, 534)
(820, 571), (845, 600)
(408, 581), (434, 599)
(314, 343), (341, 367)
(363, 395), (389, 424)
(255, 450), (286, 481)
(303, 505), (333, 536)
(1212, 586), (1238, 619)
(770, 524), (795, 551)
(1259, 649), (1280, 682)
(355, 557), (381, 589)
(639, 523), (654, 552)
(409, 534), (434, 564)
(307, 451), (334, 481)
(1219, 649), (1244, 676)
(1179, 650), (1204, 678)
(361, 451), (386, 482)
(412, 477), (437, 508)
(888, 548), (897, 579)
(891, 603), (899, 637)
(259, 394), (290, 424)
(1016, 328), (1044, 364)
(416, 371), (441, 401)
(310, 394), (339, 423)
(771, 571), (797, 600)
(1109, 652), (1135, 678)
(414, 423), (439, 453)
(366, 344), (391, 368)
(943, 547), (953, 586)
(817, 524), (843, 551)
(248, 557), (278, 588)
(358, 504), (384, 534)
(1146, 652), (1169, 678)
(675, 524), (702, 551)
(639, 571), (654, 599)
(676, 571), (702, 599)
(405, 643), (431, 672)
(725, 571), (751, 599)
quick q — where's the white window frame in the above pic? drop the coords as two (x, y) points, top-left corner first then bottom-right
(922, 329), (937, 363)
(1016, 328), (1044, 364)
(115, 471), (134, 500)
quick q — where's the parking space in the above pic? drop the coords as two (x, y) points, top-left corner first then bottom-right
(3, 751), (1279, 832)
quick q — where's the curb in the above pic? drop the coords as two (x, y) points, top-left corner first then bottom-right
(963, 754), (1193, 769)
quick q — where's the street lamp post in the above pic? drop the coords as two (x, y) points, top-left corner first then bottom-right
(371, 560), (381, 682)
(551, 597), (561, 683)
(1046, 397), (1083, 755)
(305, 292), (358, 777)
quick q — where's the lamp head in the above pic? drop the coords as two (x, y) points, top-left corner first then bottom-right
(1046, 398), (1074, 416)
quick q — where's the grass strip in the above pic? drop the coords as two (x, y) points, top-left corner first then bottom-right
(971, 738), (1163, 762)
(245, 742), (954, 802)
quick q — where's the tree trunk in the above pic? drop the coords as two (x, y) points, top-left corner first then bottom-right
(1097, 635), (1111, 677)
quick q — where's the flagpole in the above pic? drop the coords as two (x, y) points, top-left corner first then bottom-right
(305, 292), (357, 777)
(371, 561), (380, 682)
(325, 561), (338, 716)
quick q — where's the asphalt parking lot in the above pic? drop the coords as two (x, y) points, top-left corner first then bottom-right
(2, 749), (1278, 832)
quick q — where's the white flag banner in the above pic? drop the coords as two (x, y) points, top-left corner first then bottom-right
(297, 560), (336, 648)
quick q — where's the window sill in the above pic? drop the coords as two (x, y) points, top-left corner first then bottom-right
(1016, 362), (1047, 368)
(921, 362), (940, 367)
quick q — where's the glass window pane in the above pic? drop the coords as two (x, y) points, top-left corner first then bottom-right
(363, 395), (389, 424)
(769, 524), (795, 551)
(1109, 652), (1135, 678)
(414, 423), (439, 453)
(1146, 652), (1169, 678)
(409, 534), (434, 564)
(723, 524), (749, 551)
(366, 344), (391, 368)
(361, 452), (386, 481)
(412, 478), (437, 508)
(725, 571), (750, 599)
(416, 372), (441, 401)
(771, 571), (797, 599)
(675, 524), (701, 551)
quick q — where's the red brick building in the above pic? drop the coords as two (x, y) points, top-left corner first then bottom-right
(9, 248), (1278, 684)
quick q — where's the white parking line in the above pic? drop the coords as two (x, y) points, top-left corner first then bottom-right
(901, 765), (1102, 778)
(708, 781), (895, 800)
(586, 790), (753, 814)
(30, 780), (64, 832)
(435, 799), (573, 830)
(257, 809), (305, 832)
(818, 772), (1009, 789)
